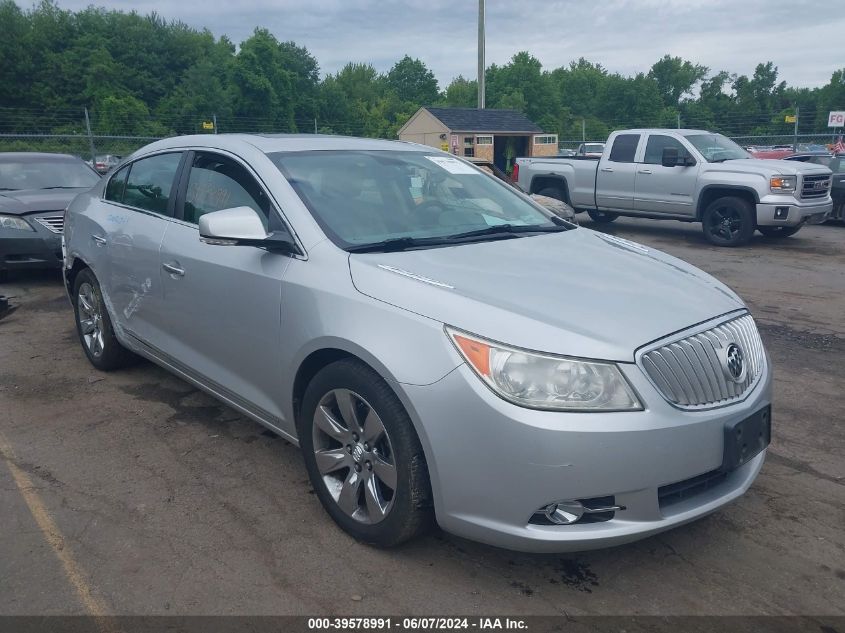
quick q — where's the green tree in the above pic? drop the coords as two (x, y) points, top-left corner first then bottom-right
(386, 55), (439, 106)
(648, 55), (708, 107)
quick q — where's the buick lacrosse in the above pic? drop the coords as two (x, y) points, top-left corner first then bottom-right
(63, 135), (771, 551)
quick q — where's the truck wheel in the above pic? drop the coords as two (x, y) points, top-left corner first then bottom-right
(537, 187), (566, 203)
(587, 211), (618, 223)
(758, 225), (802, 238)
(702, 197), (755, 246)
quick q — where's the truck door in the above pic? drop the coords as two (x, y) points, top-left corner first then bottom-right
(634, 134), (699, 216)
(595, 134), (640, 211)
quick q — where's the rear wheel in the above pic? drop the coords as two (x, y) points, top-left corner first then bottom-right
(72, 268), (136, 370)
(701, 196), (755, 246)
(587, 210), (618, 223)
(298, 359), (433, 547)
(758, 225), (802, 238)
(537, 186), (566, 203)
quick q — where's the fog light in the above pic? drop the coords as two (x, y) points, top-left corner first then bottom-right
(774, 207), (789, 220)
(544, 501), (585, 525)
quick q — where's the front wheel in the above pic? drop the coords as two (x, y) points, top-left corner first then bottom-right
(701, 196), (755, 246)
(587, 210), (618, 223)
(298, 359), (433, 547)
(757, 225), (802, 238)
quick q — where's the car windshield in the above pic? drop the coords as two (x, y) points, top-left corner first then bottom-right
(584, 144), (603, 152)
(685, 134), (750, 163)
(0, 158), (100, 190)
(270, 150), (566, 251)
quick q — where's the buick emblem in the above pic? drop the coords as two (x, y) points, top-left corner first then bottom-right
(723, 343), (746, 383)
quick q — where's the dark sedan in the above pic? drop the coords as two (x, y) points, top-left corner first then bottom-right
(0, 152), (100, 279)
(785, 153), (845, 221)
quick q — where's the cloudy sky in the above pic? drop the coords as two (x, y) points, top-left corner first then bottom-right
(53, 0), (844, 89)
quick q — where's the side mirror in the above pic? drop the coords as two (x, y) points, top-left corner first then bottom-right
(661, 147), (679, 167)
(198, 206), (298, 254)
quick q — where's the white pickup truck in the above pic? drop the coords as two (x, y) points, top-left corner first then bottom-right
(514, 129), (833, 246)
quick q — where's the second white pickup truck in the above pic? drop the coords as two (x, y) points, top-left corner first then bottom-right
(514, 129), (833, 246)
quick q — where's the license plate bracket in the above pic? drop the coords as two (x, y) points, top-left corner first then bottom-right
(722, 406), (771, 472)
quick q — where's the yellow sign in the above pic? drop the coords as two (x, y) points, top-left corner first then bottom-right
(440, 142), (449, 151)
(784, 115), (796, 123)
(202, 121), (215, 130)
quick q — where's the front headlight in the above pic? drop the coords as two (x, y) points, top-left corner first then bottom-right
(0, 214), (34, 231)
(770, 175), (797, 193)
(446, 327), (643, 411)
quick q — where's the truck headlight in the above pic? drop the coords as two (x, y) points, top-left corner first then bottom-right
(770, 175), (797, 193)
(0, 215), (35, 231)
(446, 327), (643, 411)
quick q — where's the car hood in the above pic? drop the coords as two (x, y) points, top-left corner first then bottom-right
(348, 228), (745, 362)
(707, 158), (831, 177)
(0, 188), (88, 215)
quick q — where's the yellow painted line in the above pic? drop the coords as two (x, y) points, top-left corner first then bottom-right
(0, 431), (115, 631)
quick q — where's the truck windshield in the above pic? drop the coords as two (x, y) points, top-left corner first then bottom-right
(270, 150), (567, 251)
(685, 134), (750, 163)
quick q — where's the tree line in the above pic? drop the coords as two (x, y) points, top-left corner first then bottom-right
(1, 0), (843, 143)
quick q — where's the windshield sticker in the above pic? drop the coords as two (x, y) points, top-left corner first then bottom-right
(424, 156), (480, 175)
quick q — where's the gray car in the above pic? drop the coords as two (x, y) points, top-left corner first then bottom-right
(63, 135), (772, 552)
(1, 152), (101, 279)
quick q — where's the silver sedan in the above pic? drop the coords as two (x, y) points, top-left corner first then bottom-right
(63, 135), (771, 551)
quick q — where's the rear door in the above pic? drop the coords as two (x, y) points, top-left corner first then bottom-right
(634, 134), (699, 216)
(595, 134), (640, 211)
(156, 150), (291, 421)
(100, 152), (184, 346)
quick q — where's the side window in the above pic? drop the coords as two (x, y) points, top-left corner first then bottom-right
(608, 134), (640, 163)
(104, 165), (129, 202)
(122, 153), (182, 216)
(183, 153), (271, 229)
(643, 135), (691, 165)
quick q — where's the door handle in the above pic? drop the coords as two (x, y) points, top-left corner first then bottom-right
(638, 169), (653, 174)
(162, 262), (185, 277)
(600, 167), (614, 173)
(91, 234), (107, 246)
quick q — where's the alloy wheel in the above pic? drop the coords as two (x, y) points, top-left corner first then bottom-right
(77, 282), (105, 357)
(708, 206), (743, 240)
(312, 388), (397, 524)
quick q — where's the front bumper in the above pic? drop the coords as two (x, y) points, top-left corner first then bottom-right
(0, 217), (63, 272)
(756, 197), (832, 226)
(402, 354), (772, 553)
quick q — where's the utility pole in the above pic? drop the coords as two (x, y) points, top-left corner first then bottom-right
(314, 118), (318, 134)
(477, 0), (485, 109)
(213, 113), (218, 134)
(793, 106), (799, 151)
(677, 113), (681, 129)
(83, 108), (96, 164)
(581, 118), (586, 142)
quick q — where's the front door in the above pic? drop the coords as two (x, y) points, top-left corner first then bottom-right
(156, 151), (291, 422)
(634, 134), (699, 216)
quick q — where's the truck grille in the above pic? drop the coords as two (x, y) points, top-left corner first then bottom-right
(640, 314), (764, 409)
(32, 214), (64, 234)
(800, 174), (831, 199)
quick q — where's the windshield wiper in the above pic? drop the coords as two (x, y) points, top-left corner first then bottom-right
(444, 223), (568, 241)
(346, 236), (449, 253)
(347, 223), (568, 253)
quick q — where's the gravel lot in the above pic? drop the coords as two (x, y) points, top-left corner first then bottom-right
(1, 217), (843, 618)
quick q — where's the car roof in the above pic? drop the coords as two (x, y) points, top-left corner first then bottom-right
(0, 152), (82, 162)
(136, 134), (432, 155)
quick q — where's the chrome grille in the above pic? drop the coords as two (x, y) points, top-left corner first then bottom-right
(33, 214), (64, 234)
(640, 314), (765, 409)
(800, 174), (831, 199)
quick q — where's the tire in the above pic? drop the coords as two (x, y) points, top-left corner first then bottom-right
(537, 186), (566, 203)
(757, 225), (802, 238)
(72, 268), (136, 371)
(587, 210), (618, 223)
(298, 358), (433, 547)
(701, 196), (755, 246)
